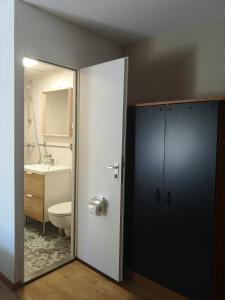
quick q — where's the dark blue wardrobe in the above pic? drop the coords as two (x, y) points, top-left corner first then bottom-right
(125, 100), (225, 300)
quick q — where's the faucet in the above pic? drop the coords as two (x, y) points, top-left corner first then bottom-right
(43, 149), (54, 166)
(49, 157), (55, 167)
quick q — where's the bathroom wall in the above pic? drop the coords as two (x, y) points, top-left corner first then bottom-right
(0, 0), (15, 282)
(123, 17), (225, 104)
(0, 0), (122, 284)
(24, 68), (74, 167)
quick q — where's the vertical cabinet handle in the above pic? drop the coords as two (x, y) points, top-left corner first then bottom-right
(167, 192), (172, 206)
(156, 189), (160, 203)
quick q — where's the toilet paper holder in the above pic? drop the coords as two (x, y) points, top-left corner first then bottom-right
(88, 196), (107, 216)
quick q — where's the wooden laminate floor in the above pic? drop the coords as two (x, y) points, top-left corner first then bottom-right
(0, 261), (188, 300)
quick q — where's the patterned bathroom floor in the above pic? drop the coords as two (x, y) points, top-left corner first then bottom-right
(24, 220), (71, 281)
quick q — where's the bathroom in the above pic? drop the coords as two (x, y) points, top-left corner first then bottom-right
(23, 58), (75, 282)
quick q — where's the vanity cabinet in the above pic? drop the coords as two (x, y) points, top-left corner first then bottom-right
(126, 100), (225, 300)
(24, 167), (71, 232)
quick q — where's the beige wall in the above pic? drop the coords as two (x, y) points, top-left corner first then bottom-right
(123, 17), (225, 105)
(24, 69), (74, 167)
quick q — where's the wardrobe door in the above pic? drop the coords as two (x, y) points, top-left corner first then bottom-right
(163, 102), (218, 300)
(132, 105), (165, 283)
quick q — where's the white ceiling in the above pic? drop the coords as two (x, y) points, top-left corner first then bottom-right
(24, 60), (63, 77)
(22, 0), (225, 44)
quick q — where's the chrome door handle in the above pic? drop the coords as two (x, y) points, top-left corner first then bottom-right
(107, 165), (119, 170)
(107, 163), (119, 180)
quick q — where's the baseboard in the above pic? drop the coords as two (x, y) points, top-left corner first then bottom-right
(0, 271), (22, 291)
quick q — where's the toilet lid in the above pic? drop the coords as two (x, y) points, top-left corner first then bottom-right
(48, 202), (72, 216)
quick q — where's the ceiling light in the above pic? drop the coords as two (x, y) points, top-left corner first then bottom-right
(23, 57), (38, 68)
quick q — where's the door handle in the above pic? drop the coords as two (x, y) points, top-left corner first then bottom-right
(166, 192), (172, 206)
(107, 165), (119, 170)
(107, 163), (119, 180)
(156, 189), (160, 203)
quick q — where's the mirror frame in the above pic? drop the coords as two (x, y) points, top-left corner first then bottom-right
(41, 88), (73, 138)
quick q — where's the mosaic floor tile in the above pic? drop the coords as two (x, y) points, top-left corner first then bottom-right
(24, 220), (71, 279)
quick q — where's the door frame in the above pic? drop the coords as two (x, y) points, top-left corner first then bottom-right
(19, 57), (128, 283)
(21, 56), (78, 283)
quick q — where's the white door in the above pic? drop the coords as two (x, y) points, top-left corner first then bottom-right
(77, 58), (128, 281)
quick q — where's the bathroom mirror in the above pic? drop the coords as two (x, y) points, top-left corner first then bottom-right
(41, 88), (73, 137)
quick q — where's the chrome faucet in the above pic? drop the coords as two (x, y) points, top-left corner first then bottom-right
(49, 157), (55, 166)
(43, 149), (54, 166)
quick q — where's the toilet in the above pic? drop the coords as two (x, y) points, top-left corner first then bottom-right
(48, 202), (72, 236)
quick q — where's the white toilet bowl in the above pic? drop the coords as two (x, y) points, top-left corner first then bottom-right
(48, 202), (72, 236)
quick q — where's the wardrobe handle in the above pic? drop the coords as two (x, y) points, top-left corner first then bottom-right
(167, 192), (172, 206)
(156, 189), (160, 203)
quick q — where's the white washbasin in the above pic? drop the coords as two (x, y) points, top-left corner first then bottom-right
(24, 164), (71, 175)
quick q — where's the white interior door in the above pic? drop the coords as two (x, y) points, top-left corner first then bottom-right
(77, 58), (128, 281)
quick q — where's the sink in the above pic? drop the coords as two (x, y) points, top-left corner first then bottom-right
(24, 164), (71, 175)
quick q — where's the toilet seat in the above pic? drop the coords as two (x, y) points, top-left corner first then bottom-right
(48, 202), (71, 217)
